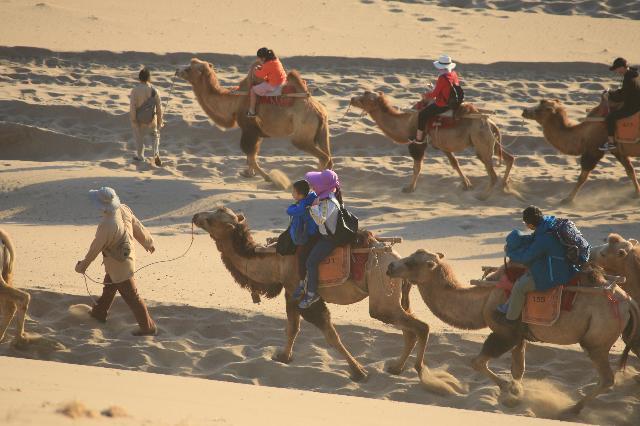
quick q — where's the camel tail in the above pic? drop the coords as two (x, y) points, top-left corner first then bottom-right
(0, 228), (15, 283)
(619, 297), (640, 371)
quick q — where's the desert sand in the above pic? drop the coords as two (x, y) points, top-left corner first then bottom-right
(1, 0), (640, 425)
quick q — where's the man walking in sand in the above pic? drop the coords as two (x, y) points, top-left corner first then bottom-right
(75, 187), (157, 336)
(130, 67), (163, 166)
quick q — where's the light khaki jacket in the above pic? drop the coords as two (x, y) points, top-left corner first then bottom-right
(129, 82), (163, 128)
(79, 205), (154, 283)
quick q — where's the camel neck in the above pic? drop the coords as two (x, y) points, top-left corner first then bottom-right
(368, 108), (416, 143)
(192, 81), (243, 129)
(416, 266), (492, 330)
(539, 114), (592, 156)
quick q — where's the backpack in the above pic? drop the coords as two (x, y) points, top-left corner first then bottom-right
(549, 218), (590, 267)
(135, 87), (157, 124)
(276, 223), (297, 256)
(446, 78), (464, 109)
(326, 201), (359, 246)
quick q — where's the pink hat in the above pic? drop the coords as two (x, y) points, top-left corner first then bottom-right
(304, 170), (340, 199)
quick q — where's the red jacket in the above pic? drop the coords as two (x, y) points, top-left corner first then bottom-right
(425, 71), (459, 107)
(254, 59), (287, 86)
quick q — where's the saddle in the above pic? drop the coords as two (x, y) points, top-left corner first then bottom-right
(616, 111), (640, 143)
(257, 84), (298, 107)
(497, 267), (579, 326)
(315, 232), (376, 287)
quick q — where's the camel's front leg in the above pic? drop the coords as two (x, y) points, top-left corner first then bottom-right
(0, 300), (17, 342)
(471, 332), (519, 389)
(0, 281), (30, 346)
(403, 143), (427, 193)
(562, 153), (603, 204)
(272, 293), (300, 364)
(239, 128), (271, 181)
(613, 152), (640, 198)
(300, 301), (367, 381)
(444, 151), (471, 190)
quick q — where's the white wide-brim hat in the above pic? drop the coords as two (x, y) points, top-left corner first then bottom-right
(89, 187), (121, 212)
(433, 54), (456, 71)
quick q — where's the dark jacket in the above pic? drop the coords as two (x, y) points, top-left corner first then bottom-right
(505, 216), (579, 291)
(610, 67), (640, 111)
(287, 192), (318, 245)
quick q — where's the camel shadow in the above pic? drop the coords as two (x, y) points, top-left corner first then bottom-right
(2, 289), (638, 424)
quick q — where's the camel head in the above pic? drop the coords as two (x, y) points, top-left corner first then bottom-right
(522, 99), (564, 123)
(177, 58), (216, 85)
(192, 207), (246, 240)
(386, 249), (445, 283)
(591, 233), (639, 275)
(350, 91), (383, 112)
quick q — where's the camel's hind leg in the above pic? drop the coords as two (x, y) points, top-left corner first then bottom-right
(291, 137), (332, 172)
(612, 152), (640, 198)
(272, 293), (301, 364)
(494, 144), (516, 188)
(403, 143), (427, 193)
(444, 152), (472, 190)
(300, 300), (367, 381)
(0, 278), (30, 346)
(0, 300), (17, 342)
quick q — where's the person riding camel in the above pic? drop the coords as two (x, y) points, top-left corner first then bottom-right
(495, 206), (580, 330)
(410, 54), (463, 144)
(246, 47), (288, 118)
(600, 57), (640, 151)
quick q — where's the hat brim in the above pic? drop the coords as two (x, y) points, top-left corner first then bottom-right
(89, 190), (120, 212)
(433, 61), (456, 70)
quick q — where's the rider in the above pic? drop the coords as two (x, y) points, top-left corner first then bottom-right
(246, 47), (288, 118)
(495, 206), (579, 329)
(298, 170), (342, 309)
(410, 54), (461, 144)
(600, 57), (640, 151)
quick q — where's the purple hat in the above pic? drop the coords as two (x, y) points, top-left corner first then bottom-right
(305, 169), (340, 199)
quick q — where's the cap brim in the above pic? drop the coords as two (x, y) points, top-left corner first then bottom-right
(88, 190), (120, 212)
(433, 61), (456, 70)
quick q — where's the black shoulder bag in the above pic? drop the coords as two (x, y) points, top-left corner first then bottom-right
(326, 200), (358, 246)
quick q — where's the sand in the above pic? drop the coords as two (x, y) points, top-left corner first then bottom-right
(1, 0), (640, 425)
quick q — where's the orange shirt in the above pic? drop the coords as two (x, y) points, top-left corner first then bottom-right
(254, 59), (287, 86)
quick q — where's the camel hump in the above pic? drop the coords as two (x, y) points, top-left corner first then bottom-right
(457, 103), (479, 115)
(286, 70), (309, 94)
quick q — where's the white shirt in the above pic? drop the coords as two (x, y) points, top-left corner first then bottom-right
(309, 194), (340, 236)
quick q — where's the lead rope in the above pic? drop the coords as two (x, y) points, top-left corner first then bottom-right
(82, 223), (196, 302)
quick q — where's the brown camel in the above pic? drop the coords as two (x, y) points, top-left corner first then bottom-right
(350, 91), (515, 199)
(178, 58), (332, 181)
(522, 98), (640, 203)
(387, 249), (640, 417)
(591, 233), (640, 303)
(0, 228), (31, 348)
(192, 207), (458, 391)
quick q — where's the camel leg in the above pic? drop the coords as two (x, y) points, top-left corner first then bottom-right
(562, 153), (603, 204)
(471, 332), (520, 390)
(0, 279), (30, 346)
(404, 143), (427, 193)
(476, 154), (499, 201)
(300, 300), (367, 381)
(495, 145), (516, 188)
(386, 280), (417, 374)
(560, 347), (614, 419)
(0, 300), (17, 342)
(505, 339), (526, 398)
(291, 138), (332, 172)
(444, 151), (472, 190)
(272, 293), (301, 364)
(312, 115), (333, 170)
(239, 127), (270, 181)
(612, 152), (640, 198)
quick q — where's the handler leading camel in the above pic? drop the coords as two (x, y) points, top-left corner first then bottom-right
(75, 187), (157, 336)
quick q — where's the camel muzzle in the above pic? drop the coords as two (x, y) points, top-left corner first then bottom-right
(522, 108), (534, 119)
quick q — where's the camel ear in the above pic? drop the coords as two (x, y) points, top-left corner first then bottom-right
(425, 261), (437, 270)
(629, 238), (638, 247)
(236, 213), (246, 223)
(436, 252), (445, 259)
(208, 62), (214, 68)
(618, 248), (628, 257)
(377, 91), (383, 97)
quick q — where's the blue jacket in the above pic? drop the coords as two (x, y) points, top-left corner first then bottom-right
(287, 192), (318, 245)
(505, 216), (579, 291)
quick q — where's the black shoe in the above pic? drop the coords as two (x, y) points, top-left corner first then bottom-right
(599, 142), (617, 151)
(89, 309), (107, 324)
(154, 155), (162, 167)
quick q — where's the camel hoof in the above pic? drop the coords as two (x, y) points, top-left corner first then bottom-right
(462, 181), (472, 191)
(12, 335), (31, 350)
(402, 185), (416, 194)
(272, 351), (293, 365)
(240, 169), (257, 179)
(350, 366), (368, 382)
(385, 363), (403, 376)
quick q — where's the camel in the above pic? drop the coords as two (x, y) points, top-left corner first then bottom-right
(386, 249), (640, 417)
(0, 228), (31, 348)
(350, 91), (515, 198)
(522, 98), (640, 203)
(178, 58), (332, 181)
(591, 233), (640, 303)
(192, 207), (454, 390)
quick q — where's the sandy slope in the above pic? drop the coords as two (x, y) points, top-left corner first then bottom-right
(1, 1), (640, 425)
